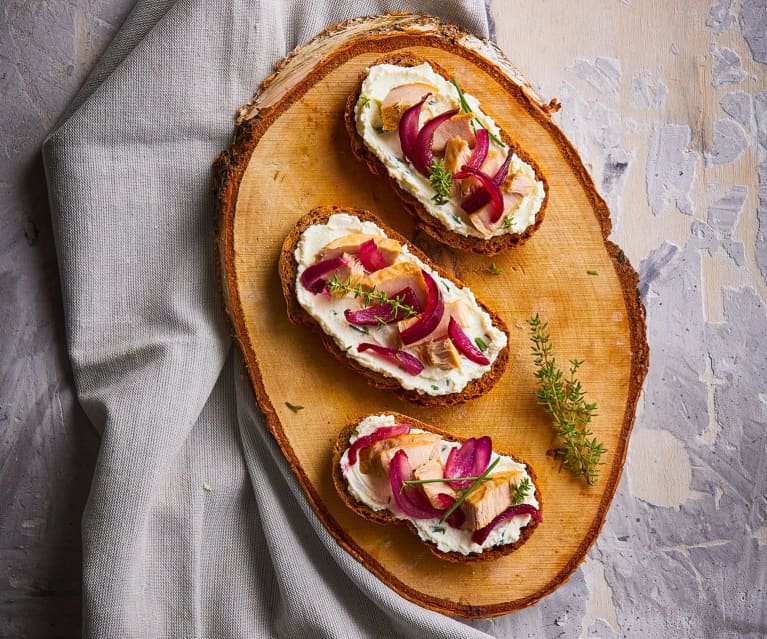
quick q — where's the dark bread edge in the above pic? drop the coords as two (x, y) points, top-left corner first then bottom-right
(278, 205), (510, 407)
(331, 412), (542, 564)
(343, 51), (549, 256)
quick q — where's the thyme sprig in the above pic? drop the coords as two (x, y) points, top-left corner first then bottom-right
(528, 314), (606, 485)
(429, 159), (453, 205)
(326, 274), (417, 319)
(511, 477), (531, 505)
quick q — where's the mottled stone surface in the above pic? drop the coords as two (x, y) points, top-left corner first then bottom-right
(0, 0), (136, 636)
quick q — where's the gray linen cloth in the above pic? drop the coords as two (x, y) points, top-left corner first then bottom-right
(43, 1), (503, 636)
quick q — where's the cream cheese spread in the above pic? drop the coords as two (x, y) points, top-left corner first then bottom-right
(355, 63), (545, 239)
(294, 213), (507, 397)
(340, 414), (539, 556)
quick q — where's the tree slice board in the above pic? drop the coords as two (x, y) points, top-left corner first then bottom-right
(214, 14), (648, 618)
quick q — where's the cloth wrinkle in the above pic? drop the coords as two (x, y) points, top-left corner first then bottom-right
(43, 1), (495, 637)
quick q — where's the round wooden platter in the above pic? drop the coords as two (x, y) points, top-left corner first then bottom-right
(214, 14), (648, 618)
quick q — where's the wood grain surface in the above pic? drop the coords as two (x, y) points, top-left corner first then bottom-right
(214, 14), (648, 618)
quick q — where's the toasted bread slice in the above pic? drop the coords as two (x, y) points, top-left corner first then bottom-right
(332, 412), (542, 563)
(278, 206), (509, 406)
(344, 52), (549, 256)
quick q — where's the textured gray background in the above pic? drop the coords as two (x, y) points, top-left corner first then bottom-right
(1, 1), (766, 637)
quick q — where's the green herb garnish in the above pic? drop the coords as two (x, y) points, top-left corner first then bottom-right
(440, 457), (500, 523)
(452, 215), (464, 225)
(452, 77), (473, 114)
(474, 337), (488, 352)
(349, 325), (369, 335)
(285, 402), (304, 412)
(489, 262), (503, 275)
(503, 215), (514, 230)
(359, 94), (371, 108)
(511, 477), (531, 505)
(374, 125), (384, 134)
(528, 314), (606, 485)
(431, 384), (439, 391)
(431, 526), (446, 533)
(587, 269), (598, 276)
(327, 275), (417, 320)
(429, 158), (452, 205)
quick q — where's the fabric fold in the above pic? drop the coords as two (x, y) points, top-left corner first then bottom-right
(43, 1), (495, 636)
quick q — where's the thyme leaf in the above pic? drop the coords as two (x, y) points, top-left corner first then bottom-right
(511, 477), (531, 505)
(429, 158), (452, 205)
(528, 314), (606, 485)
(359, 94), (371, 108)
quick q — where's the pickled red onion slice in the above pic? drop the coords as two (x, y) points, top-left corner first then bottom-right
(300, 256), (347, 293)
(398, 93), (431, 166)
(389, 450), (444, 519)
(344, 287), (421, 326)
(448, 317), (491, 365)
(357, 343), (424, 375)
(413, 108), (459, 175)
(358, 239), (388, 272)
(459, 151), (512, 214)
(444, 436), (492, 489)
(459, 166), (505, 222)
(470, 504), (542, 545)
(453, 128), (489, 178)
(347, 424), (411, 466)
(399, 271), (444, 345)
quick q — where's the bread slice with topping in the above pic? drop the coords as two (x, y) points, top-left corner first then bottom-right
(345, 52), (548, 256)
(279, 206), (509, 406)
(332, 412), (542, 563)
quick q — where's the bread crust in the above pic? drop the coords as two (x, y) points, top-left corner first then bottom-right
(331, 412), (542, 564)
(278, 205), (509, 406)
(344, 52), (549, 256)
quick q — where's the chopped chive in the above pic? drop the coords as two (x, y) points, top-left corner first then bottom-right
(587, 269), (599, 276)
(440, 457), (501, 523)
(474, 337), (488, 352)
(451, 77), (473, 114)
(285, 402), (304, 412)
(349, 325), (369, 335)
(431, 384), (439, 391)
(431, 526), (446, 534)
(452, 215), (464, 225)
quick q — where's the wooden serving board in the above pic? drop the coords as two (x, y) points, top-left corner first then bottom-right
(214, 14), (648, 618)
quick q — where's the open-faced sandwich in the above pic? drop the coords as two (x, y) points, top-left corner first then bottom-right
(279, 206), (509, 406)
(333, 413), (542, 562)
(345, 53), (548, 255)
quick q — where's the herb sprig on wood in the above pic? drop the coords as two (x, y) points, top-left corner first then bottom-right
(528, 314), (606, 485)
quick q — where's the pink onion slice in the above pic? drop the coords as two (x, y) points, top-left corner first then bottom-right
(459, 166), (505, 222)
(398, 93), (431, 166)
(459, 150), (513, 214)
(344, 287), (421, 326)
(357, 343), (424, 375)
(444, 438), (477, 488)
(444, 436), (492, 489)
(399, 271), (444, 345)
(413, 108), (459, 175)
(389, 450), (445, 519)
(453, 128), (489, 178)
(300, 256), (346, 293)
(358, 239), (388, 272)
(448, 317), (491, 365)
(470, 504), (542, 545)
(346, 424), (411, 466)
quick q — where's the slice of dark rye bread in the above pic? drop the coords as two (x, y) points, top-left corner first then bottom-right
(278, 206), (509, 407)
(344, 52), (549, 256)
(331, 412), (542, 564)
